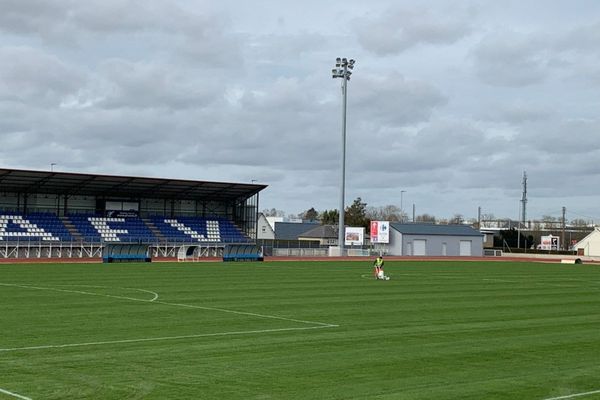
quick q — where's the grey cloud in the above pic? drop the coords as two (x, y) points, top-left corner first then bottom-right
(92, 60), (223, 110)
(1, 1), (599, 220)
(174, 16), (243, 67)
(348, 121), (512, 191)
(483, 102), (553, 124)
(178, 93), (339, 170)
(519, 119), (600, 155)
(0, 0), (72, 37)
(355, 6), (472, 56)
(352, 72), (447, 127)
(69, 0), (168, 33)
(555, 22), (600, 53)
(0, 1), (242, 67)
(0, 46), (85, 106)
(472, 31), (549, 87)
(249, 32), (332, 61)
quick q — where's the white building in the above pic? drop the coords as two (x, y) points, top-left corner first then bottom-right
(573, 228), (600, 256)
(386, 223), (484, 256)
(256, 214), (275, 240)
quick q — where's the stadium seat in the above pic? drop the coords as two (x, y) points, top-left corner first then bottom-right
(150, 216), (250, 244)
(67, 214), (156, 243)
(0, 213), (72, 242)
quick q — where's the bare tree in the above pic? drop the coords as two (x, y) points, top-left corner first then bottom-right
(481, 213), (495, 221)
(366, 205), (402, 222)
(298, 207), (319, 221)
(262, 208), (286, 217)
(570, 218), (589, 227)
(416, 214), (436, 223)
(450, 214), (464, 224)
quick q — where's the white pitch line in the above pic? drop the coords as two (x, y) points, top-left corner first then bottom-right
(0, 282), (336, 328)
(0, 283), (158, 303)
(542, 389), (600, 400)
(53, 284), (159, 302)
(0, 282), (339, 353)
(0, 325), (334, 353)
(0, 387), (32, 400)
(154, 300), (338, 327)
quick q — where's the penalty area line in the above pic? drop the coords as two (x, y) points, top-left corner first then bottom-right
(155, 299), (338, 327)
(0, 325), (337, 353)
(0, 387), (32, 400)
(542, 389), (600, 400)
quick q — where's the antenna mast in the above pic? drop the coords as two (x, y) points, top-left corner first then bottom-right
(521, 171), (528, 226)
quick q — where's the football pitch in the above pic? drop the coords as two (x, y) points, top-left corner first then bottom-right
(1, 260), (600, 400)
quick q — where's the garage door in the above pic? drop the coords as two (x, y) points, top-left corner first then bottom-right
(459, 240), (472, 256)
(413, 239), (426, 256)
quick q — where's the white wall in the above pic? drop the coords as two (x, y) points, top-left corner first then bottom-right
(575, 229), (600, 256)
(387, 229), (403, 255)
(266, 216), (283, 230)
(257, 214), (275, 240)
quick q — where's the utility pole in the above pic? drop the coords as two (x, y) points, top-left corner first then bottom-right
(562, 206), (566, 251)
(412, 204), (415, 223)
(400, 190), (406, 222)
(477, 206), (481, 229)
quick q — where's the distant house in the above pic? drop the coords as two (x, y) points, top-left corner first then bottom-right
(274, 221), (320, 241)
(256, 213), (275, 240)
(479, 229), (496, 248)
(573, 228), (600, 256)
(297, 225), (338, 246)
(387, 223), (484, 256)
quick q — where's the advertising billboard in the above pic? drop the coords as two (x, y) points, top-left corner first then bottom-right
(345, 227), (364, 246)
(539, 235), (559, 251)
(370, 221), (390, 244)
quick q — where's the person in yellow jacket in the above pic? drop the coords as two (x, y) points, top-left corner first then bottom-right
(373, 256), (389, 280)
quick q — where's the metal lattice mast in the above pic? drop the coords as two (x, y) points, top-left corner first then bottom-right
(521, 171), (528, 227)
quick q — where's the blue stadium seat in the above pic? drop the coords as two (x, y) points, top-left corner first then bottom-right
(67, 215), (156, 243)
(0, 212), (73, 242)
(150, 216), (250, 244)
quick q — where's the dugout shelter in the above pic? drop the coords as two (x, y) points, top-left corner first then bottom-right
(0, 168), (267, 260)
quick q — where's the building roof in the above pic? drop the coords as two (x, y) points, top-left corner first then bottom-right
(0, 168), (267, 202)
(390, 223), (483, 237)
(298, 225), (337, 239)
(574, 227), (600, 248)
(274, 221), (320, 240)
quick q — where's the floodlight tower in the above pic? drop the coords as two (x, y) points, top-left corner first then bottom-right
(332, 57), (355, 255)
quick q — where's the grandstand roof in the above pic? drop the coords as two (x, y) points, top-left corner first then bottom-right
(0, 168), (267, 201)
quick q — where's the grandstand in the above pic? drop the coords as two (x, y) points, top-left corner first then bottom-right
(0, 168), (266, 260)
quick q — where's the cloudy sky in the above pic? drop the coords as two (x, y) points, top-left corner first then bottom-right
(1, 0), (599, 222)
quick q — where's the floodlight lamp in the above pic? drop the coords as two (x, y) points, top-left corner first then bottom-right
(342, 58), (347, 64)
(349, 59), (355, 65)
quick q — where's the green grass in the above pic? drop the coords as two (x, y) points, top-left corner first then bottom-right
(1, 260), (600, 399)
